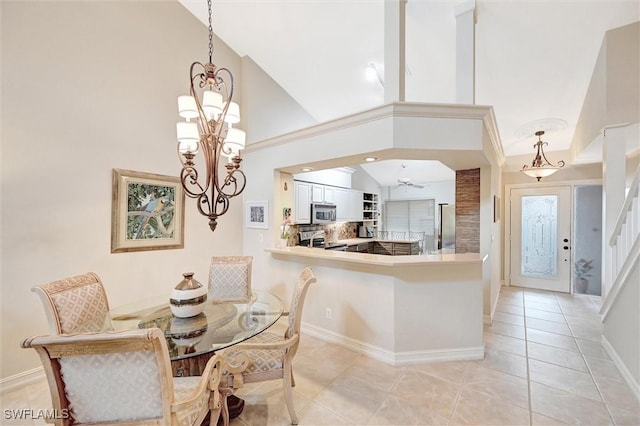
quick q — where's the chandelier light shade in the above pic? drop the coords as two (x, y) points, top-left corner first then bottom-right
(521, 130), (565, 181)
(176, 0), (246, 232)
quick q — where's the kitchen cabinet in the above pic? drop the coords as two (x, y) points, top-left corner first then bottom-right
(334, 188), (350, 222)
(349, 190), (363, 221)
(346, 242), (371, 253)
(297, 181), (366, 223)
(293, 181), (311, 224)
(371, 241), (419, 256)
(311, 184), (335, 203)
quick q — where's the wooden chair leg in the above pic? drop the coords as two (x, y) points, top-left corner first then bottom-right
(218, 387), (231, 426)
(283, 364), (298, 425)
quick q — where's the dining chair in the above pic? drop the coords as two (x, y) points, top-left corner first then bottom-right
(21, 328), (225, 426)
(409, 231), (426, 254)
(32, 272), (111, 334)
(208, 256), (253, 303)
(222, 266), (317, 425)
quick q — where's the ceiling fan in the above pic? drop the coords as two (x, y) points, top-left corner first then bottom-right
(396, 177), (424, 189)
(394, 164), (424, 189)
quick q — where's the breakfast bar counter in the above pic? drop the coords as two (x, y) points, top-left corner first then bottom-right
(265, 245), (485, 266)
(266, 244), (488, 366)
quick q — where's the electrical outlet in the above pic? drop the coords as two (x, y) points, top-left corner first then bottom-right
(325, 308), (332, 320)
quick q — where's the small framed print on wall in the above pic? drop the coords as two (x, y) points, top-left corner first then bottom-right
(246, 200), (269, 229)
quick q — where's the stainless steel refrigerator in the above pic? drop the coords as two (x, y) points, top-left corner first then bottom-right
(438, 204), (455, 251)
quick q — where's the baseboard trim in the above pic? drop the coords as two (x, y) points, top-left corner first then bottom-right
(0, 367), (45, 395)
(301, 322), (484, 366)
(484, 280), (504, 326)
(601, 335), (640, 402)
(483, 314), (492, 326)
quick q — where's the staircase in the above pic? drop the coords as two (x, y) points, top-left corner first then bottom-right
(600, 164), (640, 400)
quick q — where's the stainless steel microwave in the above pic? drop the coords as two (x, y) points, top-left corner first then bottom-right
(311, 203), (337, 224)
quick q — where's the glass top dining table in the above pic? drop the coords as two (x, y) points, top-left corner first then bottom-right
(98, 290), (284, 365)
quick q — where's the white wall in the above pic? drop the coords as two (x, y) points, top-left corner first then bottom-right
(241, 56), (316, 143)
(603, 261), (640, 393)
(0, 1), (250, 379)
(350, 165), (382, 194)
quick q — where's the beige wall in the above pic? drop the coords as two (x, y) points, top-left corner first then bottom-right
(0, 1), (250, 379)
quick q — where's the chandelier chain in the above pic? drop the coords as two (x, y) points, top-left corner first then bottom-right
(207, 0), (213, 63)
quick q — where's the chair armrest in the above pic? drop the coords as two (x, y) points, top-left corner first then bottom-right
(222, 334), (299, 390)
(171, 352), (223, 411)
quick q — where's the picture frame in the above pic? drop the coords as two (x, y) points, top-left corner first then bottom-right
(111, 168), (185, 253)
(246, 200), (269, 229)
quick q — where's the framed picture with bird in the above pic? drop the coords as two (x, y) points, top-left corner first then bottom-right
(111, 168), (185, 253)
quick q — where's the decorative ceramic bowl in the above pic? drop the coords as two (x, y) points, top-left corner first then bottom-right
(170, 272), (207, 318)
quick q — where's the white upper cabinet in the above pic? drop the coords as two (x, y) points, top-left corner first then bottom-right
(349, 190), (363, 221)
(311, 184), (335, 203)
(295, 180), (365, 223)
(293, 181), (311, 224)
(334, 188), (350, 221)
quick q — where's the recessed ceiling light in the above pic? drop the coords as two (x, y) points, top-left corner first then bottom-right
(301, 167), (313, 172)
(364, 157), (378, 162)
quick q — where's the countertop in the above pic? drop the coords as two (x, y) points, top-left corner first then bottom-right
(333, 238), (422, 246)
(265, 245), (487, 267)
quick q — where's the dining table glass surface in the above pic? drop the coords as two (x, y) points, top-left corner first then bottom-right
(101, 290), (283, 361)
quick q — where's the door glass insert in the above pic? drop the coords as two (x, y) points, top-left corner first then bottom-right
(573, 185), (602, 295)
(521, 195), (558, 278)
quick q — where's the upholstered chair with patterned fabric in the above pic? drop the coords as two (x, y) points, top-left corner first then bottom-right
(32, 272), (111, 334)
(223, 266), (317, 425)
(21, 328), (225, 426)
(208, 256), (253, 303)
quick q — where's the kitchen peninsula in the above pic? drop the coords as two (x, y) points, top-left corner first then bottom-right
(243, 102), (502, 367)
(266, 244), (487, 365)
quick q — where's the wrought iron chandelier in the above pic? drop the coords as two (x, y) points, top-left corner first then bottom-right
(176, 0), (246, 232)
(521, 130), (565, 181)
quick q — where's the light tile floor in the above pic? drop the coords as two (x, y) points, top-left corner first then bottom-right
(2, 286), (639, 425)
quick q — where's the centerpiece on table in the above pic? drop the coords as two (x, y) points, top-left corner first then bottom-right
(170, 272), (207, 318)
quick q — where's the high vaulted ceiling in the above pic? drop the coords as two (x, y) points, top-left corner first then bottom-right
(179, 0), (638, 182)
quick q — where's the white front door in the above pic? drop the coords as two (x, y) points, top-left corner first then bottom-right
(510, 186), (572, 292)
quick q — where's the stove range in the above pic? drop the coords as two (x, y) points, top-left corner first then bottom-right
(298, 230), (347, 251)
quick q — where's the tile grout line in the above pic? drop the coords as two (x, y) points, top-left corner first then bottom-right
(523, 290), (591, 425)
(521, 289), (534, 426)
(557, 293), (618, 425)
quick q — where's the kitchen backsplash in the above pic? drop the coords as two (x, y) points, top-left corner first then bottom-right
(325, 222), (357, 241)
(288, 222), (358, 246)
